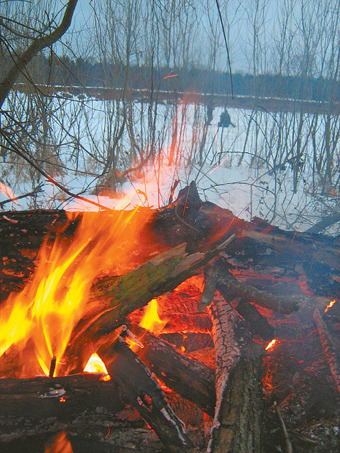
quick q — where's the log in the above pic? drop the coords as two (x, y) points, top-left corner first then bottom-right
(209, 257), (298, 314)
(130, 325), (216, 416)
(0, 373), (124, 441)
(100, 337), (195, 452)
(207, 291), (264, 452)
(313, 308), (340, 392)
(62, 236), (235, 374)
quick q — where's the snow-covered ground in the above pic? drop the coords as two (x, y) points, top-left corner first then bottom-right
(1, 93), (339, 234)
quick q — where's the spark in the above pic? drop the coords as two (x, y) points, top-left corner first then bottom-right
(164, 71), (178, 79)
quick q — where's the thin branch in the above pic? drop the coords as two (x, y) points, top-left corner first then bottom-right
(215, 0), (234, 97)
(0, 0), (78, 108)
(0, 129), (112, 211)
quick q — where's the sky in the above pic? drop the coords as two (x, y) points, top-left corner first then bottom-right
(63, 0), (281, 73)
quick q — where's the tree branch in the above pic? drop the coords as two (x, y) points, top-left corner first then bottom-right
(0, 0), (78, 108)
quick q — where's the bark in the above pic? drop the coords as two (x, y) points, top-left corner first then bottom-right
(207, 292), (263, 452)
(131, 325), (216, 416)
(0, 373), (123, 440)
(100, 337), (195, 452)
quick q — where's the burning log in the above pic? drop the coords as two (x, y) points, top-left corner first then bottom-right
(130, 325), (216, 416)
(313, 308), (340, 392)
(63, 236), (235, 374)
(0, 373), (124, 441)
(100, 337), (194, 452)
(207, 291), (264, 452)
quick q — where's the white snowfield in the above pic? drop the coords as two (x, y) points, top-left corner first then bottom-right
(1, 93), (339, 234)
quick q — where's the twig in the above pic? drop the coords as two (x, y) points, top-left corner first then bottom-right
(275, 402), (293, 453)
(0, 129), (112, 211)
(0, 184), (43, 209)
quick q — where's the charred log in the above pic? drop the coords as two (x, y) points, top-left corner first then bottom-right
(313, 308), (340, 392)
(207, 291), (263, 452)
(130, 325), (216, 416)
(100, 337), (194, 452)
(0, 373), (124, 441)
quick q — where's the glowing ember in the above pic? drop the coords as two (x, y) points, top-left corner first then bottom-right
(325, 299), (337, 313)
(140, 299), (167, 334)
(84, 353), (110, 376)
(45, 431), (73, 453)
(265, 339), (277, 351)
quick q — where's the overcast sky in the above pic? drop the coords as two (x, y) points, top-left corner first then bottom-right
(61, 0), (338, 77)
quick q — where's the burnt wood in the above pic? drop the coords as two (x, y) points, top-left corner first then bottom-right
(207, 291), (263, 452)
(0, 373), (124, 441)
(130, 325), (216, 416)
(100, 337), (195, 452)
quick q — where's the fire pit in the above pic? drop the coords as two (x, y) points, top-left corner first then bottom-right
(0, 183), (339, 452)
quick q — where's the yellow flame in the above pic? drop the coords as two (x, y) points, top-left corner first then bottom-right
(84, 353), (109, 375)
(140, 299), (167, 334)
(265, 339), (277, 351)
(325, 299), (336, 313)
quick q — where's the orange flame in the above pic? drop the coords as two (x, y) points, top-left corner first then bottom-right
(0, 204), (154, 378)
(325, 299), (336, 313)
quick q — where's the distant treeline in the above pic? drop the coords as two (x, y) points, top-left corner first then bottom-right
(10, 55), (340, 103)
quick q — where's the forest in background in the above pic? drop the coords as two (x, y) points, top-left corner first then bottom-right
(4, 55), (340, 103)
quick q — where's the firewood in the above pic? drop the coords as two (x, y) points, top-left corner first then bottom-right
(62, 236), (235, 374)
(130, 325), (216, 416)
(209, 257), (298, 314)
(233, 298), (274, 341)
(0, 373), (124, 441)
(207, 291), (264, 453)
(99, 337), (195, 452)
(313, 308), (340, 392)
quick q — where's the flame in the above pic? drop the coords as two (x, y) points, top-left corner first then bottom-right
(84, 353), (109, 375)
(0, 203), (155, 378)
(45, 432), (73, 453)
(140, 299), (167, 335)
(0, 118), (196, 379)
(265, 339), (277, 351)
(325, 299), (336, 313)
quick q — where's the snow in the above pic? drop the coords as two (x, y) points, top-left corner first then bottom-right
(1, 92), (339, 234)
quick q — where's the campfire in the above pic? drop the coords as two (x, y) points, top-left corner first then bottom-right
(0, 182), (339, 452)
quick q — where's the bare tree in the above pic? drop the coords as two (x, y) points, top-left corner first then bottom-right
(0, 0), (78, 107)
